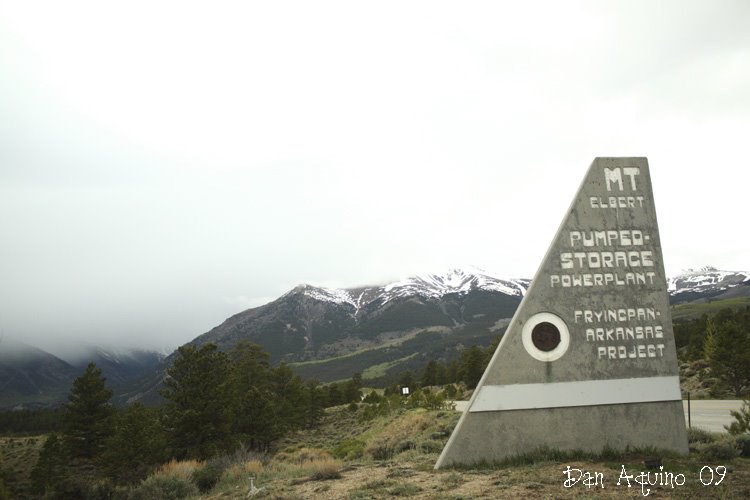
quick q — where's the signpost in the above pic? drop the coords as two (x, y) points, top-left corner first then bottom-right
(436, 158), (689, 468)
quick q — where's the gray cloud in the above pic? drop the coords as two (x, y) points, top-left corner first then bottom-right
(0, 1), (748, 355)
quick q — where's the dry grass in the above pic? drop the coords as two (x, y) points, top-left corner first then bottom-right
(217, 459), (265, 486)
(174, 407), (750, 499)
(275, 447), (333, 464)
(154, 458), (205, 481)
(365, 411), (431, 460)
(0, 436), (45, 497)
(243, 459), (264, 475)
(264, 454), (342, 481)
(306, 457), (342, 480)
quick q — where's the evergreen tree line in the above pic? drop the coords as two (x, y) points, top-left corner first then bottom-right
(30, 341), (363, 494)
(0, 408), (64, 435)
(396, 336), (501, 392)
(674, 306), (750, 396)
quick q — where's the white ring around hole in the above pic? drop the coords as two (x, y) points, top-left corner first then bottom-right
(521, 312), (570, 362)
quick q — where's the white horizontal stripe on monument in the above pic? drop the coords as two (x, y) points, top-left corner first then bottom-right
(469, 376), (681, 412)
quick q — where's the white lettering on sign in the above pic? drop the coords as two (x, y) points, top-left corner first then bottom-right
(597, 344), (666, 360)
(585, 326), (664, 341)
(555, 167), (669, 363)
(592, 167), (644, 208)
(560, 251), (654, 269)
(550, 272), (657, 287)
(569, 230), (647, 247)
(604, 167), (640, 191)
(574, 308), (659, 323)
(590, 196), (645, 208)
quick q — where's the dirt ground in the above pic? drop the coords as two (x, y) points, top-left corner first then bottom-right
(210, 456), (750, 499)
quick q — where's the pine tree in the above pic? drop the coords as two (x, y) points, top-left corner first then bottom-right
(421, 361), (439, 387)
(342, 372), (363, 402)
(704, 311), (750, 397)
(161, 344), (232, 459)
(327, 383), (342, 406)
(459, 346), (486, 389)
(64, 362), (114, 459)
(228, 342), (275, 450)
(726, 399), (750, 435)
(101, 403), (167, 484)
(30, 434), (67, 495)
(270, 362), (306, 437)
(398, 370), (414, 389)
(446, 360), (460, 383)
(304, 379), (325, 428)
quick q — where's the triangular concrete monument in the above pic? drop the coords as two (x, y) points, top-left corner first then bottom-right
(436, 158), (689, 468)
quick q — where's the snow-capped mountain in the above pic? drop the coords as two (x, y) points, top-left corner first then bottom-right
(379, 267), (529, 304)
(187, 265), (750, 368)
(122, 267), (529, 404)
(179, 267), (526, 363)
(291, 266), (529, 311)
(668, 267), (750, 303)
(11, 266), (748, 408)
(290, 265), (748, 310)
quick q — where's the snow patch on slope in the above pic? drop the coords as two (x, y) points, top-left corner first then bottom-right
(300, 285), (357, 307)
(668, 267), (749, 295)
(380, 266), (528, 304)
(291, 267), (529, 308)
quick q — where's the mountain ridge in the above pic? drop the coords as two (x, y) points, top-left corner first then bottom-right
(3, 266), (747, 408)
(0, 341), (165, 410)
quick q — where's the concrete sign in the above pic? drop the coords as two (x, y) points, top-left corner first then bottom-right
(436, 158), (689, 468)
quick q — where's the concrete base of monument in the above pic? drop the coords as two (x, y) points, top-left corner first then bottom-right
(435, 400), (689, 469)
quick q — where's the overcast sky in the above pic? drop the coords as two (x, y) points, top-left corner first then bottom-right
(1, 1), (748, 355)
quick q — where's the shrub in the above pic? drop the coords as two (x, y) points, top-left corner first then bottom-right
(390, 483), (422, 496)
(192, 464), (223, 493)
(210, 444), (267, 470)
(366, 412), (431, 460)
(444, 384), (458, 399)
(244, 459), (264, 476)
(217, 461), (264, 489)
(687, 427), (716, 444)
(331, 439), (366, 460)
(431, 425), (452, 440)
(734, 434), (750, 457)
(422, 389), (454, 410)
(292, 447), (332, 464)
(395, 440), (415, 454)
(128, 475), (198, 500)
(362, 391), (383, 404)
(367, 442), (395, 460)
(419, 440), (444, 454)
(308, 458), (342, 481)
(85, 480), (129, 500)
(726, 400), (750, 435)
(696, 439), (740, 461)
(154, 459), (204, 481)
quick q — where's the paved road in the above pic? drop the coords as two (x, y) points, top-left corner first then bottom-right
(452, 400), (745, 433)
(683, 399), (745, 433)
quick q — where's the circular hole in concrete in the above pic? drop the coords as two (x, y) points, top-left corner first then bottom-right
(531, 322), (561, 352)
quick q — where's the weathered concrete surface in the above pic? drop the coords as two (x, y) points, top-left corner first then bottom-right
(452, 399), (744, 434)
(436, 158), (689, 468)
